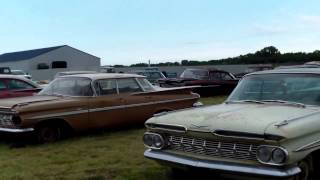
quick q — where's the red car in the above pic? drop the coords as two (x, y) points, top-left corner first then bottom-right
(0, 75), (41, 98)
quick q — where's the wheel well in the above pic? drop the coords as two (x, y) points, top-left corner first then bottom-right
(35, 119), (73, 134)
(311, 150), (320, 166)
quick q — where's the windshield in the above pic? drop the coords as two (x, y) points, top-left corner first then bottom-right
(39, 77), (93, 96)
(228, 73), (320, 106)
(12, 71), (25, 75)
(180, 69), (209, 80)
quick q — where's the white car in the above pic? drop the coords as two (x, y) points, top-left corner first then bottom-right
(11, 70), (32, 79)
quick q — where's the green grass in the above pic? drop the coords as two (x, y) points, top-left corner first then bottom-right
(0, 96), (227, 179)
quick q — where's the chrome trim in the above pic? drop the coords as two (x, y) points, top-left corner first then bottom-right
(212, 130), (265, 141)
(28, 96), (197, 120)
(143, 132), (165, 150)
(294, 139), (320, 152)
(257, 145), (288, 166)
(275, 110), (320, 127)
(144, 150), (301, 177)
(0, 127), (34, 133)
(28, 109), (88, 120)
(89, 97), (198, 113)
(167, 135), (259, 161)
(146, 123), (188, 133)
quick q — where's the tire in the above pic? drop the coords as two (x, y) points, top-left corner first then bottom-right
(36, 125), (61, 144)
(295, 156), (314, 180)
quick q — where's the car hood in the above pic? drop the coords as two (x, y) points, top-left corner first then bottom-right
(0, 95), (60, 109)
(147, 103), (319, 137)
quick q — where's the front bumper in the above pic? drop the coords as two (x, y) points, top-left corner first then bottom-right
(144, 149), (301, 178)
(0, 127), (34, 133)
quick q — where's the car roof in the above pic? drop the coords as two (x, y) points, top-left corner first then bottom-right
(0, 74), (28, 79)
(57, 71), (98, 75)
(248, 68), (320, 75)
(61, 73), (145, 80)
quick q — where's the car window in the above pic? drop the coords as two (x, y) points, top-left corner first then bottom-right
(220, 73), (233, 80)
(0, 80), (6, 91)
(39, 77), (93, 96)
(117, 78), (142, 93)
(136, 78), (154, 91)
(209, 72), (220, 80)
(8, 79), (33, 90)
(95, 79), (117, 96)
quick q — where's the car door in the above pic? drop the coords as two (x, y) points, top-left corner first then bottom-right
(88, 78), (127, 129)
(6, 79), (38, 97)
(116, 78), (156, 124)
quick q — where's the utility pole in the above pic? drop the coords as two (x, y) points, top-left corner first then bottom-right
(148, 59), (151, 67)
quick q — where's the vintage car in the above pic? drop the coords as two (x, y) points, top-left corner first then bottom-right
(158, 68), (238, 96)
(143, 68), (320, 179)
(0, 75), (41, 98)
(0, 73), (200, 143)
(131, 69), (167, 86)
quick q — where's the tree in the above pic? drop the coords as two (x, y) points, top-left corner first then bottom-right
(255, 46), (280, 57)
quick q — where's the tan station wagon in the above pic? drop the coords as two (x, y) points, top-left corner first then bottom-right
(0, 73), (200, 143)
(143, 68), (320, 180)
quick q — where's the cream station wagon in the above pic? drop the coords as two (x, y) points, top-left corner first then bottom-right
(143, 68), (320, 179)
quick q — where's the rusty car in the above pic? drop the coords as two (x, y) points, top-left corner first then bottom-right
(143, 68), (320, 179)
(0, 73), (200, 143)
(158, 68), (238, 96)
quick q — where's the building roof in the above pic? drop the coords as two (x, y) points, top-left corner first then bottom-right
(0, 45), (66, 63)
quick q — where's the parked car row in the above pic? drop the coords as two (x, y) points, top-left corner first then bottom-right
(143, 67), (320, 180)
(0, 66), (319, 179)
(0, 73), (200, 143)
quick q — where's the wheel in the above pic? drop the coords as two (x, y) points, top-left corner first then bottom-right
(295, 156), (314, 180)
(36, 125), (61, 143)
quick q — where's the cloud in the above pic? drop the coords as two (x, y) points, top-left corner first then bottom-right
(251, 24), (288, 36)
(299, 15), (320, 29)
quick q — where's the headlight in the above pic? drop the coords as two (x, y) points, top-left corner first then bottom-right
(0, 114), (12, 121)
(257, 146), (272, 162)
(143, 132), (165, 150)
(257, 146), (287, 165)
(272, 148), (287, 164)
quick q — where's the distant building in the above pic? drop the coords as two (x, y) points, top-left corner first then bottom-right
(0, 45), (100, 80)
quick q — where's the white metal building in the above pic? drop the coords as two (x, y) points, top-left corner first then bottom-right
(0, 45), (101, 81)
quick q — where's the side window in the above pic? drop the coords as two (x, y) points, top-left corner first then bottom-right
(0, 80), (6, 91)
(8, 79), (33, 90)
(220, 73), (233, 80)
(210, 72), (220, 80)
(94, 79), (117, 96)
(117, 78), (142, 93)
(137, 78), (154, 91)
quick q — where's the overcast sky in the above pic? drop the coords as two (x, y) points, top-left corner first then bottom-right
(0, 0), (319, 65)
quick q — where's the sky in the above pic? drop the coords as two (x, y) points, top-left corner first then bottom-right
(0, 0), (319, 65)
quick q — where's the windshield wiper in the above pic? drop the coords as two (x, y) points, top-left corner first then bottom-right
(225, 100), (265, 104)
(261, 100), (306, 108)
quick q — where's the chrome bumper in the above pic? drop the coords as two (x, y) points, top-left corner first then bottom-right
(144, 149), (301, 177)
(0, 127), (34, 133)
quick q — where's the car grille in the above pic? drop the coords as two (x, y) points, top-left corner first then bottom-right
(167, 135), (259, 161)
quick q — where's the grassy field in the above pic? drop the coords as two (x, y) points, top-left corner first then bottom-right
(0, 96), (227, 179)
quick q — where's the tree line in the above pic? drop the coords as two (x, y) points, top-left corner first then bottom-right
(114, 46), (320, 67)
